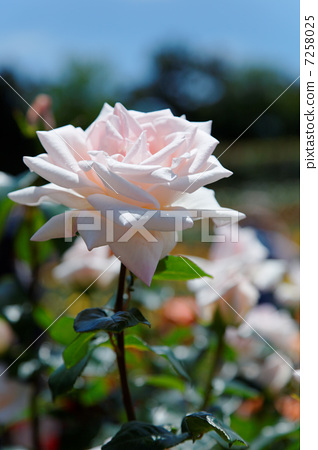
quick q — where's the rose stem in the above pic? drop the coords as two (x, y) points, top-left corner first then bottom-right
(114, 262), (136, 421)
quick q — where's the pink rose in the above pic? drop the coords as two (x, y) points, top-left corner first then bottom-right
(9, 103), (242, 284)
(226, 303), (299, 362)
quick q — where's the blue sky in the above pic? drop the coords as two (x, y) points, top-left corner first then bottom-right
(0, 0), (299, 84)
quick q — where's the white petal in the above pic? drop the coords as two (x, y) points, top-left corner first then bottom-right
(173, 187), (245, 226)
(193, 120), (212, 134)
(23, 155), (95, 190)
(86, 119), (123, 154)
(78, 211), (177, 285)
(188, 133), (219, 173)
(85, 103), (113, 134)
(141, 135), (187, 166)
(124, 131), (150, 163)
(90, 161), (160, 208)
(89, 153), (177, 183)
(172, 187), (219, 210)
(87, 194), (194, 231)
(37, 125), (87, 170)
(113, 103), (143, 139)
(178, 116), (212, 136)
(31, 211), (79, 241)
(129, 108), (174, 125)
(8, 184), (91, 209)
(159, 231), (177, 259)
(169, 156), (232, 193)
(78, 214), (110, 250)
(109, 231), (164, 286)
(153, 115), (197, 136)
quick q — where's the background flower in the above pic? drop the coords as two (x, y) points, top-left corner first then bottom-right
(52, 238), (120, 288)
(188, 226), (275, 324)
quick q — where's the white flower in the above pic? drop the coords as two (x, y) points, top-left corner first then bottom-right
(8, 103), (243, 285)
(275, 260), (300, 307)
(188, 226), (268, 324)
(53, 238), (120, 287)
(226, 303), (299, 362)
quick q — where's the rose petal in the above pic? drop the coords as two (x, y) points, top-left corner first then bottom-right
(31, 211), (79, 241)
(37, 125), (87, 169)
(109, 230), (172, 285)
(173, 187), (246, 226)
(23, 155), (98, 190)
(169, 156), (232, 192)
(113, 103), (143, 139)
(129, 108), (174, 124)
(87, 194), (194, 231)
(124, 131), (151, 163)
(188, 132), (219, 173)
(89, 153), (177, 183)
(194, 120), (212, 135)
(87, 161), (160, 208)
(77, 214), (110, 250)
(85, 103), (113, 135)
(8, 184), (91, 209)
(141, 135), (187, 166)
(172, 187), (220, 210)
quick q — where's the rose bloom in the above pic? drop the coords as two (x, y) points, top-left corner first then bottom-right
(161, 296), (198, 326)
(235, 303), (300, 360)
(187, 226), (268, 324)
(52, 237), (120, 287)
(9, 103), (242, 284)
(26, 94), (56, 130)
(225, 302), (300, 388)
(275, 395), (300, 421)
(275, 260), (300, 308)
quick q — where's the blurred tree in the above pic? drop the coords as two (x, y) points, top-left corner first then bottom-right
(0, 60), (117, 174)
(0, 71), (39, 175)
(47, 60), (117, 129)
(127, 47), (300, 140)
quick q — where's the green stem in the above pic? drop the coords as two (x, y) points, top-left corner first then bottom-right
(114, 263), (136, 421)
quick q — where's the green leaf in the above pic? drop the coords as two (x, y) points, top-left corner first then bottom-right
(50, 317), (78, 346)
(101, 421), (189, 450)
(222, 380), (260, 400)
(34, 309), (79, 346)
(124, 335), (190, 382)
(74, 307), (151, 334)
(33, 306), (53, 330)
(13, 209), (54, 266)
(153, 256), (212, 281)
(48, 354), (90, 399)
(63, 332), (97, 368)
(145, 375), (185, 392)
(149, 345), (190, 382)
(181, 412), (248, 447)
(80, 378), (109, 406)
(0, 197), (14, 238)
